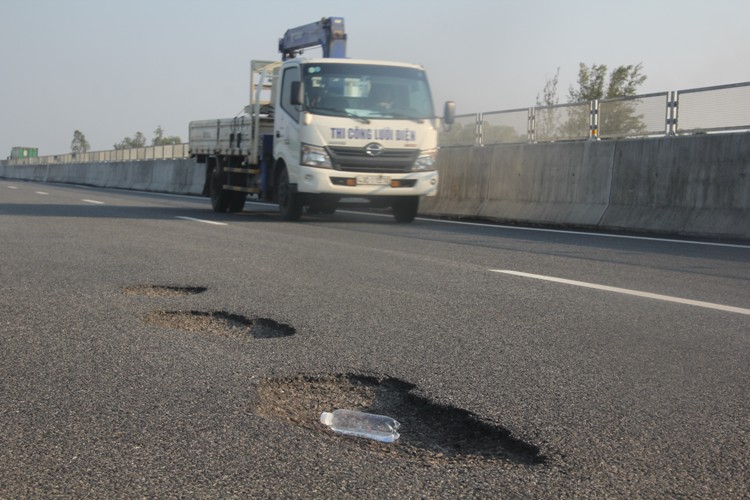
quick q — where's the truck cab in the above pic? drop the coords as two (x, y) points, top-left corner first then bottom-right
(273, 58), (443, 222)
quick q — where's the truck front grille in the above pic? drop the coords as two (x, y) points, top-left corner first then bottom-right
(326, 146), (419, 173)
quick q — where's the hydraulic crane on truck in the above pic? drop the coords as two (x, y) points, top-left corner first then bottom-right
(278, 17), (347, 60)
(203, 17), (352, 207)
(245, 17), (351, 195)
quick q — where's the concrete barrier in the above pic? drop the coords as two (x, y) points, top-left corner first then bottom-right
(422, 133), (749, 240)
(599, 134), (750, 239)
(0, 159), (205, 195)
(421, 141), (615, 227)
(422, 142), (615, 227)
(479, 141), (615, 226)
(2, 134), (748, 239)
(419, 146), (492, 216)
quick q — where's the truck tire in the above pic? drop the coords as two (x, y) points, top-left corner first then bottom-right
(227, 191), (247, 213)
(278, 168), (302, 221)
(392, 196), (419, 223)
(210, 165), (230, 212)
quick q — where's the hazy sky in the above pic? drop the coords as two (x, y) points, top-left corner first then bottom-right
(2, 0), (748, 156)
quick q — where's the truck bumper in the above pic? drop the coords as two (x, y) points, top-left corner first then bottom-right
(295, 167), (438, 197)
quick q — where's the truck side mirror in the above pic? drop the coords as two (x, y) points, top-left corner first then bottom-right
(291, 81), (304, 106)
(443, 101), (456, 125)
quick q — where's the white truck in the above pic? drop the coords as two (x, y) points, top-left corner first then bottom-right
(189, 17), (454, 222)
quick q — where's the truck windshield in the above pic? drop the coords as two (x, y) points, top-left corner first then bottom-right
(303, 63), (434, 122)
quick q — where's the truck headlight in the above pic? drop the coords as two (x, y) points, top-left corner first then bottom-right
(411, 149), (437, 171)
(301, 144), (333, 169)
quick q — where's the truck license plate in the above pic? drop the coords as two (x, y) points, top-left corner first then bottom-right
(357, 175), (390, 186)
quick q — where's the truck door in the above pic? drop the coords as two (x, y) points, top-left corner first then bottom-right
(275, 65), (302, 183)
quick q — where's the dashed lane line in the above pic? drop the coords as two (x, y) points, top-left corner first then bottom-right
(81, 199), (105, 205)
(491, 269), (750, 315)
(175, 216), (228, 226)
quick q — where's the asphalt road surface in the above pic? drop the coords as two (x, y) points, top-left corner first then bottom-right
(1, 179), (748, 498)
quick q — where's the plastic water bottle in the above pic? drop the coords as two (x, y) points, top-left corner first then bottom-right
(320, 409), (401, 443)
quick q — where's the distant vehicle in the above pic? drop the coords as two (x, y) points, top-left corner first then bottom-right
(189, 17), (454, 222)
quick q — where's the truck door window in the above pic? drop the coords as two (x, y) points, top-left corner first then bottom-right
(281, 66), (301, 122)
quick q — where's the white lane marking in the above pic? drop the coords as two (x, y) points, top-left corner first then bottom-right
(329, 210), (750, 250)
(491, 270), (750, 315)
(175, 216), (228, 226)
(35, 191), (49, 195)
(435, 219), (750, 250)
(7, 186), (18, 189)
(82, 199), (105, 205)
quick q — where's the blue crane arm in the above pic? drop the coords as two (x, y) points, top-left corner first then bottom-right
(278, 17), (347, 60)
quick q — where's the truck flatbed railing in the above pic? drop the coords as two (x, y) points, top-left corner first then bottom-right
(249, 60), (281, 165)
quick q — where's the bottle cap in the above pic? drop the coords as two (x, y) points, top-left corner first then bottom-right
(320, 412), (333, 426)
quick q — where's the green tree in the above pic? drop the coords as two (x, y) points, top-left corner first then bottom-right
(536, 67), (560, 107)
(71, 130), (90, 154)
(568, 62), (646, 102)
(152, 125), (182, 146)
(535, 67), (561, 140)
(114, 131), (147, 150)
(567, 63), (607, 102)
(550, 62), (648, 139)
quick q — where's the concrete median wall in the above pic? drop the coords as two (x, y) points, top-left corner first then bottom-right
(421, 133), (750, 240)
(2, 134), (748, 239)
(0, 159), (205, 195)
(421, 141), (616, 227)
(599, 134), (750, 238)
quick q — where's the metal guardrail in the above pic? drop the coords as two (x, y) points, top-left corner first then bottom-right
(598, 92), (670, 139)
(4, 82), (749, 160)
(675, 82), (750, 134)
(440, 81), (750, 146)
(533, 101), (592, 142)
(3, 143), (190, 166)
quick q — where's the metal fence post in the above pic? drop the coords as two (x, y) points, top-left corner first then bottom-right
(528, 107), (535, 143)
(589, 100), (599, 140)
(477, 113), (483, 147)
(666, 91), (678, 136)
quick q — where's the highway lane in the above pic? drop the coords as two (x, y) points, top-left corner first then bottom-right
(1, 179), (748, 497)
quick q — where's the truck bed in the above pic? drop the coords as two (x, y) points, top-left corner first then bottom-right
(189, 115), (274, 161)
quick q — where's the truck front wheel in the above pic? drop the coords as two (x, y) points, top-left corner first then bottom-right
(277, 168), (302, 221)
(392, 196), (419, 223)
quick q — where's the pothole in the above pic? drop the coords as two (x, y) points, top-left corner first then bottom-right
(123, 285), (207, 297)
(144, 310), (295, 339)
(252, 373), (546, 465)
